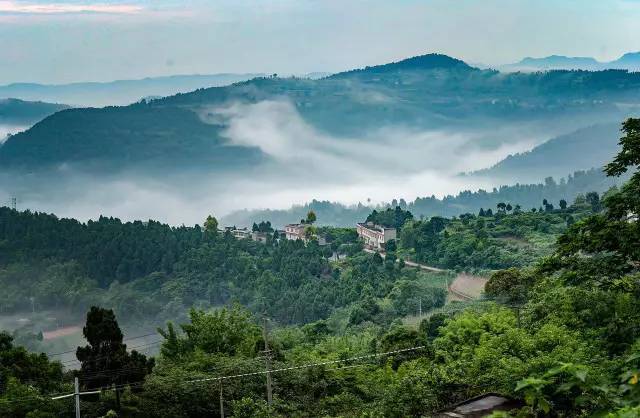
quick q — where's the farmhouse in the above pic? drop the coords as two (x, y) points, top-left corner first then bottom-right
(284, 223), (307, 241)
(356, 222), (396, 249)
(223, 226), (251, 240)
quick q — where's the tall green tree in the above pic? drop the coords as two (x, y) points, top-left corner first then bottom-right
(204, 215), (219, 236)
(76, 307), (154, 410)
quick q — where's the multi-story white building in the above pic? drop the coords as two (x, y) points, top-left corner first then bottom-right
(284, 223), (307, 241)
(356, 222), (396, 249)
(223, 226), (251, 240)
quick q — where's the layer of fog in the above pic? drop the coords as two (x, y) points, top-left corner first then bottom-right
(1, 100), (560, 226)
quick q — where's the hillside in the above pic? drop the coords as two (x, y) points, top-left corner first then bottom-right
(0, 98), (69, 125)
(2, 54), (640, 173)
(471, 123), (622, 182)
(0, 104), (263, 171)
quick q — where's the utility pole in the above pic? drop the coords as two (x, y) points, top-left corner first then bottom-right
(262, 318), (273, 405)
(10, 197), (16, 211)
(418, 298), (422, 318)
(219, 380), (224, 417)
(74, 377), (81, 418)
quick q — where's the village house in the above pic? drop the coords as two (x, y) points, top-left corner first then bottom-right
(284, 223), (327, 245)
(223, 226), (251, 240)
(356, 222), (396, 249)
(251, 231), (270, 243)
(284, 223), (307, 241)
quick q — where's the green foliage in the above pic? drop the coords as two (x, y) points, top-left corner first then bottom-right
(203, 215), (218, 235)
(485, 268), (532, 304)
(366, 207), (413, 229)
(163, 305), (261, 359)
(76, 307), (154, 409)
(5, 118), (640, 417)
(0, 333), (68, 418)
(399, 203), (596, 270)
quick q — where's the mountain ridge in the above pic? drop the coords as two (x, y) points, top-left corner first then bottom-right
(2, 53), (639, 173)
(501, 51), (640, 72)
(0, 98), (69, 125)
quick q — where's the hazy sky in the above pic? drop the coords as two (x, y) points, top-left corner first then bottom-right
(1, 0), (639, 84)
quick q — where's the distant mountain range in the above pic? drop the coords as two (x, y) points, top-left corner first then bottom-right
(0, 74), (263, 107)
(499, 52), (640, 72)
(0, 53), (638, 179)
(0, 72), (331, 108)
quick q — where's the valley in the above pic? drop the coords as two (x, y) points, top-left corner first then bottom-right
(1, 13), (640, 414)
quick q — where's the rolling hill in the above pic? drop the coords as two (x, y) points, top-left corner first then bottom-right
(470, 123), (622, 183)
(0, 98), (69, 125)
(2, 53), (639, 174)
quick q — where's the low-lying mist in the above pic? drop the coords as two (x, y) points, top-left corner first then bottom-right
(0, 99), (575, 226)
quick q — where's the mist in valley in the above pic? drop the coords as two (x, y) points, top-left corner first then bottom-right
(0, 97), (571, 227)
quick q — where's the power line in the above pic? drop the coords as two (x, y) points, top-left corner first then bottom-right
(59, 340), (163, 366)
(184, 344), (428, 385)
(46, 332), (160, 357)
(40, 344), (429, 404)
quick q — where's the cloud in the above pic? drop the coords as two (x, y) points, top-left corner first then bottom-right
(0, 1), (143, 14)
(213, 99), (539, 179)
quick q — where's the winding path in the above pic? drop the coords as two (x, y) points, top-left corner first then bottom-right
(362, 248), (486, 300)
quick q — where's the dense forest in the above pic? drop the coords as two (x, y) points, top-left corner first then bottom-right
(0, 206), (447, 328)
(0, 118), (639, 417)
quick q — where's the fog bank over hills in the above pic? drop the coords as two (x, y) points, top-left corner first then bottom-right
(0, 53), (638, 225)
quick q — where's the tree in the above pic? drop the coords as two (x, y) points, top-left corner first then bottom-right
(306, 210), (317, 224)
(585, 192), (601, 212)
(204, 215), (219, 235)
(497, 202), (506, 213)
(506, 203), (513, 212)
(76, 307), (154, 410)
(165, 305), (261, 357)
(559, 199), (568, 210)
(385, 239), (397, 253)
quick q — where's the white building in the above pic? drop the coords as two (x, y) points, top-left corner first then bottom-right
(284, 223), (307, 241)
(356, 222), (396, 249)
(223, 226), (251, 240)
(284, 223), (327, 245)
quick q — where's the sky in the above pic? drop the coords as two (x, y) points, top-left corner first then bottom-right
(1, 0), (639, 84)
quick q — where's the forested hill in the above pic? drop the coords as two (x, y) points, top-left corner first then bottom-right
(2, 53), (640, 171)
(0, 98), (69, 125)
(222, 168), (623, 228)
(3, 117), (640, 417)
(471, 123), (622, 182)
